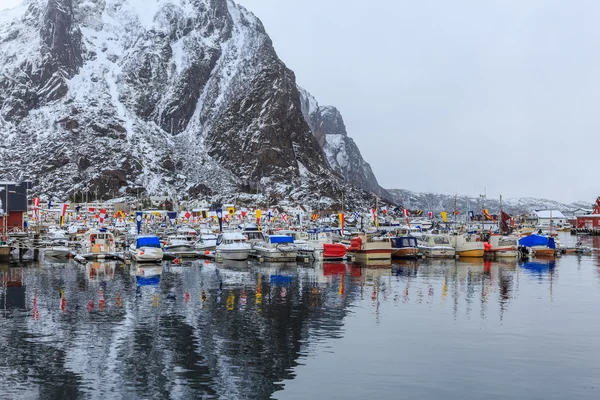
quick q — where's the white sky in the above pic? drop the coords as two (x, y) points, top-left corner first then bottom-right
(236, 0), (600, 203)
(3, 0), (599, 203)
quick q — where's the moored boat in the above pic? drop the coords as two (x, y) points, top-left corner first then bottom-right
(419, 234), (456, 258)
(79, 229), (117, 260)
(130, 235), (164, 263)
(216, 232), (251, 261)
(346, 234), (393, 262)
(449, 233), (484, 258)
(390, 236), (419, 259)
(487, 235), (518, 258)
(253, 235), (298, 262)
(518, 234), (556, 259)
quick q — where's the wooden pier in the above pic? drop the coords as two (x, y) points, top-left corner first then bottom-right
(570, 228), (600, 236)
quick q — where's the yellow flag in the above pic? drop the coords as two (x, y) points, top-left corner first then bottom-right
(440, 211), (447, 222)
(228, 207), (235, 217)
(255, 209), (262, 222)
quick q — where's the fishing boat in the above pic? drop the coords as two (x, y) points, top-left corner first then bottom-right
(518, 234), (556, 258)
(346, 234), (393, 262)
(418, 234), (456, 258)
(79, 229), (117, 260)
(253, 235), (298, 262)
(130, 235), (164, 263)
(486, 235), (518, 258)
(389, 236), (419, 259)
(216, 232), (251, 261)
(449, 233), (484, 258)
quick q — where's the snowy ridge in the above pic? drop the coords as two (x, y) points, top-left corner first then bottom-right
(387, 188), (592, 214)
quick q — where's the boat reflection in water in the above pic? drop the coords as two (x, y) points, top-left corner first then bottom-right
(1, 247), (598, 399)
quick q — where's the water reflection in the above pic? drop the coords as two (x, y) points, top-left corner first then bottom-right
(1, 247), (598, 398)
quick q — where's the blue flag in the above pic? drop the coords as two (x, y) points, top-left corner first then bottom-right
(136, 212), (143, 234)
(167, 211), (178, 224)
(216, 208), (223, 232)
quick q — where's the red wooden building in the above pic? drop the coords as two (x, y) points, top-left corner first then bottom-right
(576, 197), (600, 229)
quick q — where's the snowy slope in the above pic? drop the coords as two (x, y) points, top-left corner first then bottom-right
(0, 0), (352, 205)
(387, 188), (591, 214)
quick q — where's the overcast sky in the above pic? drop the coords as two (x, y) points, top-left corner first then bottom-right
(3, 0), (599, 203)
(236, 0), (600, 203)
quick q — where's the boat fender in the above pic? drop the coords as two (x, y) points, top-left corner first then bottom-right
(484, 242), (492, 251)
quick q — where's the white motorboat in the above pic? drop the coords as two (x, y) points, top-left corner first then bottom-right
(195, 227), (218, 251)
(164, 235), (196, 252)
(216, 232), (251, 261)
(79, 229), (117, 260)
(130, 235), (164, 263)
(419, 234), (456, 258)
(253, 235), (298, 262)
(487, 235), (518, 258)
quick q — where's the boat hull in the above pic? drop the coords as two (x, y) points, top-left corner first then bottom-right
(423, 248), (455, 258)
(351, 249), (393, 261)
(457, 249), (484, 258)
(255, 250), (298, 262)
(392, 248), (419, 259)
(217, 249), (249, 261)
(533, 248), (555, 258)
(131, 248), (164, 263)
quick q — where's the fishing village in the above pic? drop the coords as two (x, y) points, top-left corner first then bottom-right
(0, 180), (596, 266)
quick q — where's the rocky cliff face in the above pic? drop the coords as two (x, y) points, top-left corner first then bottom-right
(297, 87), (389, 198)
(0, 0), (352, 205)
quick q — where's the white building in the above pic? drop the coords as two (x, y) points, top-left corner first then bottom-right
(534, 210), (566, 226)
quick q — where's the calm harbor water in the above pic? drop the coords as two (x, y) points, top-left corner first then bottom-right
(1, 233), (600, 399)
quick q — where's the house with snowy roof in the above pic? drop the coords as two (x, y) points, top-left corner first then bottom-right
(534, 210), (566, 226)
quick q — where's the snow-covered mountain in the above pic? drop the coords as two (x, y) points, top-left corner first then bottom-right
(0, 0), (378, 206)
(297, 86), (389, 198)
(388, 188), (592, 215)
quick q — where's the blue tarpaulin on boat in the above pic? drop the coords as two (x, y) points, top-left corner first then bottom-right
(136, 236), (161, 248)
(269, 235), (294, 244)
(518, 234), (556, 249)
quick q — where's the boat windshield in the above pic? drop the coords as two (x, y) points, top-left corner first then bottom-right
(401, 237), (417, 247)
(433, 236), (450, 245)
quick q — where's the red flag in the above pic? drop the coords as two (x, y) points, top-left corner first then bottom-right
(32, 197), (40, 221)
(185, 211), (191, 219)
(60, 203), (68, 226)
(428, 211), (433, 219)
(403, 209), (409, 217)
(89, 207), (95, 213)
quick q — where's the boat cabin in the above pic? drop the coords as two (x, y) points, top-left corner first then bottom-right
(390, 236), (418, 249)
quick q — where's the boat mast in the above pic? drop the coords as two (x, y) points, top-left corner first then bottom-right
(500, 194), (503, 234)
(454, 193), (457, 232)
